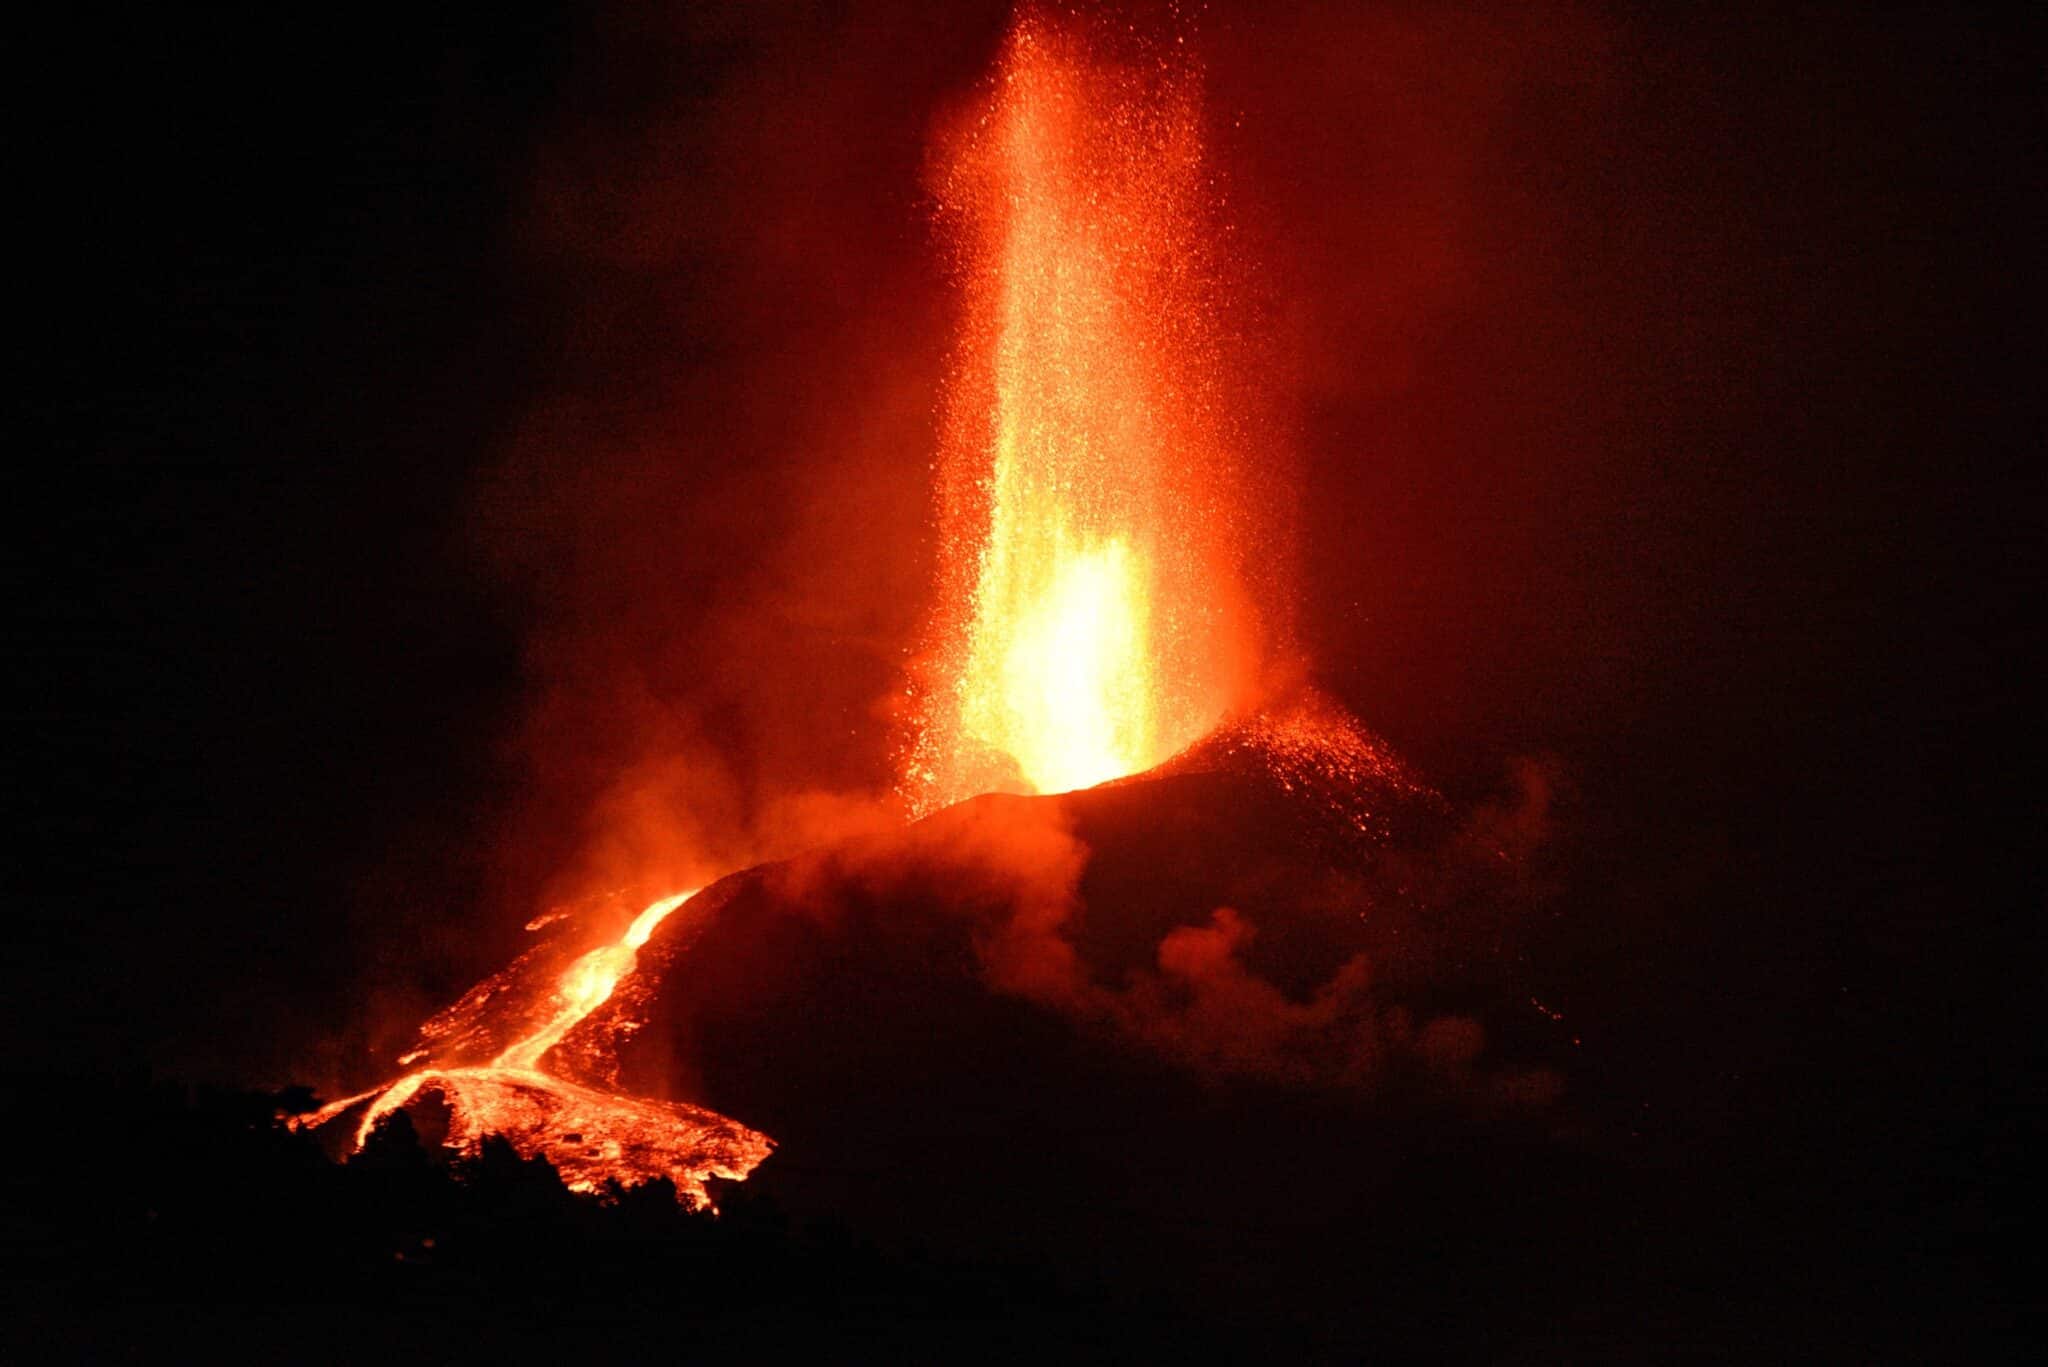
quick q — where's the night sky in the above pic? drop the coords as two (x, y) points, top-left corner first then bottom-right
(18, 0), (2035, 1338)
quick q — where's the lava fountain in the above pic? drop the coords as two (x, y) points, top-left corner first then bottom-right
(903, 13), (1262, 812)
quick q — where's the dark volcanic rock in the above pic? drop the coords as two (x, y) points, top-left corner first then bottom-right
(569, 746), (1562, 1310)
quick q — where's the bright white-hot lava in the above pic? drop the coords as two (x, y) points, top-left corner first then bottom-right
(904, 13), (1259, 812)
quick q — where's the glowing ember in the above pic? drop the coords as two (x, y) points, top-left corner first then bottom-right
(1170, 689), (1439, 843)
(905, 13), (1257, 811)
(294, 890), (773, 1208)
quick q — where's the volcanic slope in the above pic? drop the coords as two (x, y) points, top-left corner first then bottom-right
(569, 702), (1565, 1305)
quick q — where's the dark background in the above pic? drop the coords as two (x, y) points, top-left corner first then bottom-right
(13, 0), (2036, 1348)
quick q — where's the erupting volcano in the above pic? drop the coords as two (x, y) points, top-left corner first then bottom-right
(297, 8), (1434, 1208)
(46, 0), (2012, 1355)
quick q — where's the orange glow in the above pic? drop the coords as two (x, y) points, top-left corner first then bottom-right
(906, 12), (1258, 811)
(293, 890), (773, 1208)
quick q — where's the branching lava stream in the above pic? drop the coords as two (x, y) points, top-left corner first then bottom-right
(293, 890), (772, 1209)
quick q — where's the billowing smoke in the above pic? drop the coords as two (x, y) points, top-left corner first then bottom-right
(737, 764), (1563, 1103)
(467, 3), (1001, 914)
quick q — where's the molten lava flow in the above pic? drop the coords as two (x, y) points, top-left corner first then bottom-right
(906, 13), (1258, 811)
(294, 890), (772, 1208)
(491, 890), (687, 1070)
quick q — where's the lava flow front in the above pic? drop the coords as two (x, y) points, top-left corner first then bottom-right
(294, 890), (772, 1208)
(904, 13), (1259, 811)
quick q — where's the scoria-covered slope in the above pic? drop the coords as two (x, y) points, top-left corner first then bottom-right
(562, 701), (1563, 1285)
